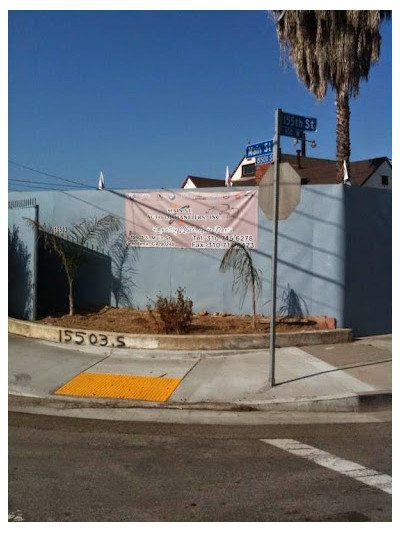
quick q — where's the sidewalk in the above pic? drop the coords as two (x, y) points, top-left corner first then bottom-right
(8, 332), (392, 414)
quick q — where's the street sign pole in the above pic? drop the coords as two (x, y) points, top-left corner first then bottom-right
(269, 108), (282, 388)
(261, 107), (312, 387)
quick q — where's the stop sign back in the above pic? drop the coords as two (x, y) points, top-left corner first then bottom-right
(258, 163), (301, 220)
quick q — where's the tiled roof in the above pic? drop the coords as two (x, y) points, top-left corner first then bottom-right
(230, 154), (334, 185)
(250, 154), (336, 185)
(232, 177), (256, 186)
(281, 153), (335, 168)
(296, 157), (391, 185)
(182, 157), (390, 188)
(252, 156), (390, 186)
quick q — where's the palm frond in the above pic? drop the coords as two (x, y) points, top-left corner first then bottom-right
(220, 242), (262, 307)
(68, 215), (122, 247)
(274, 10), (389, 100)
(24, 215), (121, 315)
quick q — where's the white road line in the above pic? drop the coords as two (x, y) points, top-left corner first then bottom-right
(261, 438), (392, 495)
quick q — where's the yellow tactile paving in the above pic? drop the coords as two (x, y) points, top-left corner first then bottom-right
(54, 372), (182, 402)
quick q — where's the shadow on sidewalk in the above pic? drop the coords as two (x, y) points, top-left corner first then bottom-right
(276, 358), (392, 386)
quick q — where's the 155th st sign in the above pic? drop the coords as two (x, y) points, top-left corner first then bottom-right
(280, 111), (317, 139)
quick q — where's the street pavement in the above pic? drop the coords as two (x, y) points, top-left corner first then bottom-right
(8, 332), (392, 419)
(8, 411), (392, 521)
(9, 332), (392, 522)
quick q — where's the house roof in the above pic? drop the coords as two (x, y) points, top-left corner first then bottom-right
(296, 157), (391, 185)
(182, 156), (391, 189)
(281, 153), (335, 168)
(232, 176), (256, 186)
(181, 176), (225, 188)
(231, 153), (335, 178)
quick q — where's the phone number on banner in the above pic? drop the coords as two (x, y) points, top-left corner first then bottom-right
(192, 240), (255, 249)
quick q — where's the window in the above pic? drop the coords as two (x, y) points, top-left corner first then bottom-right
(242, 163), (256, 177)
(381, 175), (389, 187)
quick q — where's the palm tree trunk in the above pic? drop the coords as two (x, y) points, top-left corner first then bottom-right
(68, 278), (74, 316)
(335, 92), (351, 183)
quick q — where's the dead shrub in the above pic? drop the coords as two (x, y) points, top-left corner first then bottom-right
(147, 287), (193, 334)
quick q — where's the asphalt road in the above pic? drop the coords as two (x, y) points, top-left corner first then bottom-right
(8, 412), (392, 522)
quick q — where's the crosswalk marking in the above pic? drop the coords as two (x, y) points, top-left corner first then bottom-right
(261, 438), (392, 495)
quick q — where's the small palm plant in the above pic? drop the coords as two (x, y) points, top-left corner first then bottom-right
(26, 215), (121, 316)
(219, 242), (262, 328)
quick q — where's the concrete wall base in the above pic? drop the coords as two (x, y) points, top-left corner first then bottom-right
(8, 317), (352, 351)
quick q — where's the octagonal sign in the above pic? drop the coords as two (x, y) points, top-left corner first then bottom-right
(258, 163), (301, 220)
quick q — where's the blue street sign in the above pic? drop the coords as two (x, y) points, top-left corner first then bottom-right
(280, 111), (317, 139)
(255, 153), (273, 165)
(246, 139), (273, 159)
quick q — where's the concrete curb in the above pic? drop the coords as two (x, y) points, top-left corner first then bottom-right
(356, 390), (392, 410)
(8, 389), (391, 413)
(8, 317), (352, 351)
(234, 392), (392, 412)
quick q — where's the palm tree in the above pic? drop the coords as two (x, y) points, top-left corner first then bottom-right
(273, 10), (391, 182)
(220, 242), (262, 328)
(26, 215), (121, 315)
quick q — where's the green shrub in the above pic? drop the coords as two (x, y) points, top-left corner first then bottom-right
(147, 287), (193, 334)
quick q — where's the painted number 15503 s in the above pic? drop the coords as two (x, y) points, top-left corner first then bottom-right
(59, 329), (126, 348)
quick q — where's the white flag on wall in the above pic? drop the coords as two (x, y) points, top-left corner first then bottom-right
(97, 171), (105, 190)
(343, 161), (351, 186)
(225, 166), (232, 187)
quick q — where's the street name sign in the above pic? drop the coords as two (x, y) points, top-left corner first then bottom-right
(246, 139), (273, 160)
(258, 162), (301, 220)
(280, 111), (317, 139)
(255, 153), (273, 165)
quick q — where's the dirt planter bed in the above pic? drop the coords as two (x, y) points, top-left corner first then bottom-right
(8, 317), (352, 351)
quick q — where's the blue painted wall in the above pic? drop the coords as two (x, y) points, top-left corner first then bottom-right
(8, 203), (37, 320)
(8, 184), (391, 335)
(343, 187), (392, 336)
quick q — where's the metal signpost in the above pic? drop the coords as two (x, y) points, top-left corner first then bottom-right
(268, 109), (282, 388)
(267, 108), (317, 388)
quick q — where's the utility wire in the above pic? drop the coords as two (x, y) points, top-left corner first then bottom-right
(8, 182), (72, 192)
(8, 160), (127, 189)
(8, 161), (279, 269)
(8, 160), (258, 247)
(7, 160), (341, 292)
(9, 177), (87, 189)
(8, 159), (99, 189)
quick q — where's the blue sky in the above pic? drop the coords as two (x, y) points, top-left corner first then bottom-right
(8, 9), (392, 191)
